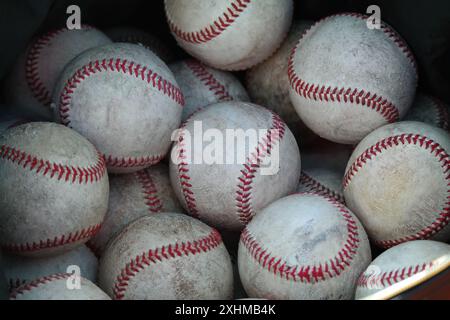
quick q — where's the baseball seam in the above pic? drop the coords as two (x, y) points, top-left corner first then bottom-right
(2, 224), (102, 254)
(112, 229), (223, 299)
(288, 12), (418, 124)
(105, 154), (165, 170)
(343, 133), (450, 248)
(175, 108), (205, 218)
(184, 59), (233, 101)
(299, 171), (345, 204)
(25, 25), (95, 106)
(235, 112), (286, 225)
(430, 97), (449, 131)
(357, 262), (434, 289)
(10, 273), (73, 299)
(166, 0), (252, 44)
(240, 192), (361, 283)
(135, 170), (163, 213)
(0, 145), (106, 184)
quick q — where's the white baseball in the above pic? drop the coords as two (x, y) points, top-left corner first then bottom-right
(288, 13), (418, 144)
(297, 168), (345, 204)
(165, 0), (294, 70)
(3, 245), (98, 291)
(170, 59), (250, 121)
(356, 240), (450, 299)
(52, 43), (184, 174)
(4, 26), (111, 120)
(343, 121), (450, 248)
(98, 213), (234, 300)
(246, 20), (316, 143)
(0, 122), (109, 257)
(404, 93), (449, 131)
(238, 193), (371, 299)
(105, 26), (175, 63)
(88, 164), (184, 256)
(169, 101), (301, 231)
(10, 273), (110, 300)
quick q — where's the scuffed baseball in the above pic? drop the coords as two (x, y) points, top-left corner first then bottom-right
(52, 43), (184, 174)
(2, 245), (98, 291)
(297, 168), (345, 204)
(169, 101), (301, 231)
(404, 93), (449, 131)
(356, 240), (450, 299)
(238, 193), (371, 299)
(98, 213), (234, 300)
(4, 26), (111, 120)
(343, 121), (450, 248)
(170, 59), (250, 121)
(165, 0), (294, 70)
(0, 122), (109, 257)
(105, 26), (175, 63)
(246, 20), (316, 144)
(89, 164), (184, 256)
(10, 273), (110, 300)
(288, 13), (418, 144)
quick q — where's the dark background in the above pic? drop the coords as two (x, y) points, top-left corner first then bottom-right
(0, 0), (449, 103)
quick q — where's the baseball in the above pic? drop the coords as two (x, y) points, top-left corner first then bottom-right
(0, 122), (109, 257)
(89, 164), (184, 256)
(52, 43), (184, 174)
(404, 93), (449, 131)
(238, 193), (371, 299)
(356, 240), (450, 299)
(169, 101), (301, 231)
(288, 13), (418, 144)
(98, 213), (234, 300)
(297, 168), (345, 204)
(164, 0), (294, 70)
(10, 273), (110, 300)
(343, 121), (450, 248)
(2, 245), (98, 291)
(246, 20), (316, 144)
(105, 26), (175, 63)
(4, 26), (111, 120)
(170, 59), (250, 121)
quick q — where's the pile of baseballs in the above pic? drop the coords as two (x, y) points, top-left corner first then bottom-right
(0, 0), (449, 300)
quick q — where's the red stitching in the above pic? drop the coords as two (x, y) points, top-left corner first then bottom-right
(0, 145), (106, 184)
(112, 229), (222, 299)
(166, 0), (252, 44)
(105, 154), (164, 170)
(135, 170), (163, 213)
(299, 171), (345, 204)
(287, 12), (418, 124)
(184, 59), (233, 101)
(430, 97), (450, 131)
(357, 262), (434, 289)
(175, 111), (201, 218)
(25, 26), (95, 106)
(240, 193), (361, 283)
(10, 273), (73, 299)
(2, 224), (102, 254)
(343, 133), (450, 248)
(58, 58), (184, 127)
(235, 112), (286, 225)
